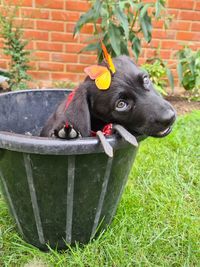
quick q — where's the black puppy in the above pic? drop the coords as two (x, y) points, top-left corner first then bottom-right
(40, 56), (176, 139)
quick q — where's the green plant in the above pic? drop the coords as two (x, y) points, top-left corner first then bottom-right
(53, 80), (77, 89)
(177, 47), (200, 94)
(0, 3), (31, 90)
(74, 0), (170, 61)
(142, 58), (174, 96)
(142, 61), (167, 95)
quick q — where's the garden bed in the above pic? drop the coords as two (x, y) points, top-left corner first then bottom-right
(166, 95), (200, 115)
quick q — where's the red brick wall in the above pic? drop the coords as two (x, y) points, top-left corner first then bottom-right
(0, 0), (199, 88)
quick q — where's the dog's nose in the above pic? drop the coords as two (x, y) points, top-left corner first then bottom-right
(157, 109), (176, 127)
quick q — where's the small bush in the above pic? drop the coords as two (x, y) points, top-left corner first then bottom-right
(142, 59), (174, 96)
(177, 47), (200, 94)
(0, 3), (31, 90)
(53, 80), (77, 89)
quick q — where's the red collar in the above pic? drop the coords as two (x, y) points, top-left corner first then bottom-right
(65, 91), (75, 111)
(91, 123), (113, 136)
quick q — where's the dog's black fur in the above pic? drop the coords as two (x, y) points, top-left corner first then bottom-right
(40, 56), (176, 138)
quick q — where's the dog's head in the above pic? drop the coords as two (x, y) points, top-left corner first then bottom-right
(75, 55), (176, 138)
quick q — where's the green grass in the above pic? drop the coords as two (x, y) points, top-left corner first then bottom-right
(0, 111), (200, 267)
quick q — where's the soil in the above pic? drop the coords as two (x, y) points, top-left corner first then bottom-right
(165, 96), (200, 115)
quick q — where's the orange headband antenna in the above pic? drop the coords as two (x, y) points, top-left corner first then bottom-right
(101, 41), (116, 74)
(84, 41), (116, 90)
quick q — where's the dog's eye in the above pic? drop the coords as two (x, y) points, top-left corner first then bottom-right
(143, 76), (150, 85)
(115, 99), (129, 111)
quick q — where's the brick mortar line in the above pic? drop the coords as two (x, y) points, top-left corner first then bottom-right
(21, 18), (200, 23)
(36, 61), (92, 66)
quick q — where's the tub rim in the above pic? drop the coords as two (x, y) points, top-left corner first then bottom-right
(0, 130), (134, 155)
(0, 89), (143, 155)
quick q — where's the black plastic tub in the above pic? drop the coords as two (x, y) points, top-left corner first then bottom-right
(0, 89), (139, 250)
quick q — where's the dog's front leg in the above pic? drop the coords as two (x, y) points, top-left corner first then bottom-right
(40, 100), (68, 137)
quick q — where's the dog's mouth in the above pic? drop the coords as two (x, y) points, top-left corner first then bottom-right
(127, 125), (173, 139)
(151, 126), (172, 138)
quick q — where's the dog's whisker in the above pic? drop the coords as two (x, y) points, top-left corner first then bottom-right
(96, 131), (113, 158)
(113, 124), (138, 147)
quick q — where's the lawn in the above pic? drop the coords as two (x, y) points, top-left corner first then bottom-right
(0, 111), (200, 267)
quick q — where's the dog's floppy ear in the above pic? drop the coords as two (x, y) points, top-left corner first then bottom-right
(66, 86), (91, 137)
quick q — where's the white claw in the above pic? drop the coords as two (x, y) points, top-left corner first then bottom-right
(58, 128), (67, 139)
(69, 128), (79, 139)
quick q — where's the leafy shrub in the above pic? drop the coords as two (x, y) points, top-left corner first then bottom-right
(0, 4), (31, 90)
(74, 0), (170, 61)
(142, 59), (174, 95)
(53, 80), (77, 89)
(177, 47), (200, 94)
